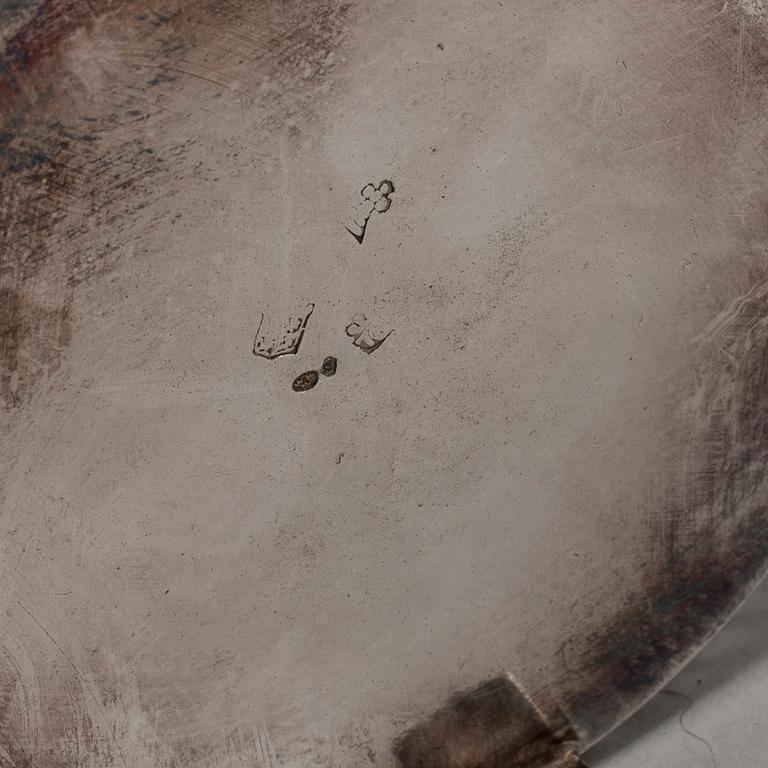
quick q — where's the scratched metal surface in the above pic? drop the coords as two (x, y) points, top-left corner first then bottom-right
(1, 1), (768, 766)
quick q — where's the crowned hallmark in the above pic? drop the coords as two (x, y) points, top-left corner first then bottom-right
(252, 302), (315, 360)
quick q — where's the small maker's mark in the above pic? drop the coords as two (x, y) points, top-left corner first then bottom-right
(344, 180), (394, 244)
(345, 314), (392, 354)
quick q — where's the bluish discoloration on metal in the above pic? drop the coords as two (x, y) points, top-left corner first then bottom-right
(0, 0), (43, 27)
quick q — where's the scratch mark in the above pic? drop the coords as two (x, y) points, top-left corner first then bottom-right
(15, 600), (129, 768)
(619, 129), (706, 155)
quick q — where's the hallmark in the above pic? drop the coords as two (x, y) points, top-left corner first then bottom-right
(345, 314), (392, 354)
(253, 302), (315, 359)
(343, 180), (394, 244)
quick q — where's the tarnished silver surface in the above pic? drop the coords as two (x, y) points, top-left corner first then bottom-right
(2, 1), (768, 766)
